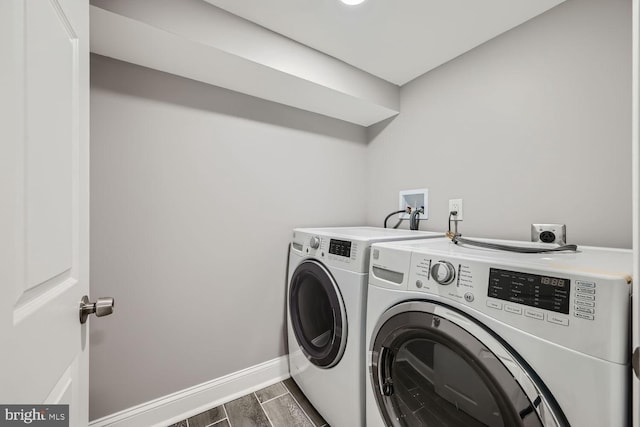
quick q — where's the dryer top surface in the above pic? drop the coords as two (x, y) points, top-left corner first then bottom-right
(294, 226), (443, 243)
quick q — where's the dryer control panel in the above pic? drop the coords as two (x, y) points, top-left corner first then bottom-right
(291, 228), (444, 274)
(291, 230), (366, 273)
(369, 240), (632, 364)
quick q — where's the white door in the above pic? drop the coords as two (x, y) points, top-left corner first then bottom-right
(0, 0), (91, 425)
(634, 1), (640, 426)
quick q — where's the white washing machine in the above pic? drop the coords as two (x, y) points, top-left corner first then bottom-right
(287, 227), (444, 427)
(365, 238), (632, 427)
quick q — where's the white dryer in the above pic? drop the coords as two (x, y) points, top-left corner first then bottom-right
(287, 227), (444, 427)
(366, 238), (632, 427)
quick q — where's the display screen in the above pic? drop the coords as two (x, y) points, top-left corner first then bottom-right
(488, 268), (570, 314)
(329, 239), (351, 258)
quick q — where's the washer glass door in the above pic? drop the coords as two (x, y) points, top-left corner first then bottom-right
(370, 302), (567, 427)
(289, 259), (347, 368)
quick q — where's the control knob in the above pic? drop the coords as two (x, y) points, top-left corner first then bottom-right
(309, 236), (321, 250)
(431, 261), (456, 285)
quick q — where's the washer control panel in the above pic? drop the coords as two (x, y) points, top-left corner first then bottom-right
(366, 246), (632, 363)
(487, 268), (571, 315)
(406, 253), (610, 328)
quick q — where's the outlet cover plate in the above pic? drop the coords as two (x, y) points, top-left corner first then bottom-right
(531, 224), (566, 245)
(448, 199), (463, 221)
(399, 189), (429, 220)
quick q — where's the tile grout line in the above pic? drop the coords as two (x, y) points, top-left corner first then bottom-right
(255, 392), (275, 427)
(259, 390), (290, 405)
(222, 404), (232, 427)
(280, 385), (316, 427)
(174, 381), (324, 427)
(209, 418), (228, 427)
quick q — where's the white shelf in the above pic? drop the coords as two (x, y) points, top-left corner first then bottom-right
(89, 1), (400, 127)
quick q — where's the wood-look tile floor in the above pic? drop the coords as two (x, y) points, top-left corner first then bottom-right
(168, 378), (329, 427)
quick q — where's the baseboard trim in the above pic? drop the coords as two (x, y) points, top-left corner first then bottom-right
(89, 355), (290, 427)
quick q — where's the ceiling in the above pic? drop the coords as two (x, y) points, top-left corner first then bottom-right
(204, 0), (564, 86)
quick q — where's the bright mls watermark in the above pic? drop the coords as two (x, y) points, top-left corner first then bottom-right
(0, 405), (68, 426)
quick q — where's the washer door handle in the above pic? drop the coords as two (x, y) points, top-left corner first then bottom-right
(633, 347), (640, 379)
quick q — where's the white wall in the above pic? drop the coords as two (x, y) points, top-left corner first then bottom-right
(367, 0), (632, 248)
(89, 54), (368, 420)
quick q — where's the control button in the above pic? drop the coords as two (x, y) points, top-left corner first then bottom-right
(576, 287), (595, 294)
(576, 280), (596, 288)
(310, 236), (321, 250)
(547, 315), (569, 326)
(486, 301), (503, 310)
(416, 280), (423, 289)
(504, 305), (523, 315)
(431, 261), (456, 285)
(372, 249), (379, 260)
(575, 312), (595, 321)
(575, 299), (595, 308)
(575, 294), (595, 301)
(464, 293), (474, 302)
(524, 309), (544, 320)
(575, 306), (595, 314)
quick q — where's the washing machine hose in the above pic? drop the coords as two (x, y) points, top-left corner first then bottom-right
(446, 212), (578, 253)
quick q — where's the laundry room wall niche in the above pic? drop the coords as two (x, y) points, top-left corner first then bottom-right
(89, 0), (631, 423)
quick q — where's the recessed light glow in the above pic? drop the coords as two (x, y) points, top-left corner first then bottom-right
(341, 0), (366, 5)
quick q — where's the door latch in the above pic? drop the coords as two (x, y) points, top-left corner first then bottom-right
(79, 296), (115, 324)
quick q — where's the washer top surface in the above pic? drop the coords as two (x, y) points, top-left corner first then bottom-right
(374, 237), (632, 278)
(294, 226), (443, 243)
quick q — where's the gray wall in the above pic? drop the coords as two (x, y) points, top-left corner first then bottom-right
(367, 0), (632, 248)
(90, 0), (632, 420)
(89, 54), (368, 420)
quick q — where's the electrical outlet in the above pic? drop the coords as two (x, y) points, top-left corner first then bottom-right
(448, 199), (463, 221)
(398, 189), (429, 220)
(531, 224), (566, 245)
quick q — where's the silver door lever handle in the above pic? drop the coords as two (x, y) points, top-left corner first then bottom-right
(80, 295), (115, 324)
